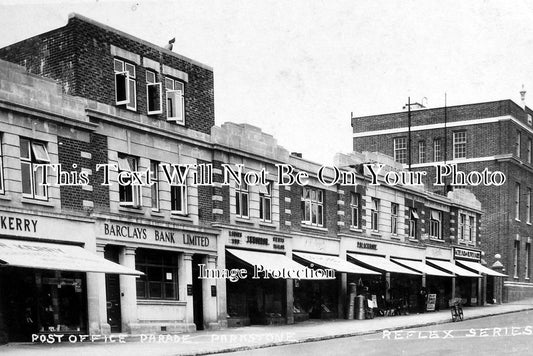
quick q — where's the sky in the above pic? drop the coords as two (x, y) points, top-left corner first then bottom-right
(1, 0), (532, 164)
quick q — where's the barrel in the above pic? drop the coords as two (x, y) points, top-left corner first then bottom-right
(355, 295), (365, 320)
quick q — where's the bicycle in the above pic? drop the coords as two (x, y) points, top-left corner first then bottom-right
(449, 298), (463, 322)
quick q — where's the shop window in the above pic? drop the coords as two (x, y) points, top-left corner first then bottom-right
(118, 154), (141, 207)
(136, 249), (179, 300)
(526, 243), (531, 280)
(371, 198), (379, 231)
(20, 137), (50, 200)
(513, 240), (520, 278)
(301, 187), (324, 226)
(515, 182), (521, 221)
(150, 161), (160, 211)
(165, 77), (185, 124)
(393, 137), (407, 164)
(516, 130), (521, 157)
(453, 131), (466, 159)
(350, 192), (361, 228)
(429, 210), (442, 239)
(170, 165), (187, 215)
(434, 138), (442, 162)
(407, 207), (419, 239)
(235, 180), (249, 218)
(391, 203), (399, 234)
(418, 141), (426, 163)
(114, 58), (137, 111)
(259, 182), (272, 222)
(146, 70), (162, 115)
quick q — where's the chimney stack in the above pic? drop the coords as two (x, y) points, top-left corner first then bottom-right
(520, 84), (527, 109)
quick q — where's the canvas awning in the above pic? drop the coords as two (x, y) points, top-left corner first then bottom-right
(426, 259), (481, 278)
(347, 253), (421, 275)
(0, 239), (142, 275)
(293, 251), (380, 275)
(456, 260), (508, 277)
(227, 248), (308, 272)
(391, 258), (454, 277)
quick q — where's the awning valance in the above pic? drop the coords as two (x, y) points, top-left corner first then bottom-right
(293, 251), (380, 275)
(456, 260), (507, 277)
(227, 248), (308, 273)
(347, 253), (421, 275)
(391, 258), (454, 277)
(426, 259), (480, 278)
(0, 239), (142, 275)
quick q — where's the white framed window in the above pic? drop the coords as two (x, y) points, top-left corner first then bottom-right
(528, 138), (532, 164)
(165, 77), (185, 124)
(468, 216), (475, 243)
(516, 130), (521, 157)
(118, 154), (141, 207)
(350, 192), (361, 228)
(418, 141), (426, 163)
(302, 187), (324, 226)
(114, 58), (137, 111)
(393, 137), (407, 164)
(391, 203), (399, 234)
(259, 182), (272, 222)
(146, 70), (162, 115)
(150, 161), (160, 212)
(371, 198), (379, 231)
(514, 240), (520, 278)
(20, 138), (50, 200)
(453, 131), (466, 159)
(526, 243), (531, 280)
(407, 207), (418, 239)
(235, 181), (249, 218)
(434, 138), (442, 162)
(528, 114), (533, 126)
(459, 213), (466, 241)
(170, 165), (187, 215)
(516, 183), (521, 221)
(429, 210), (442, 239)
(527, 188), (532, 224)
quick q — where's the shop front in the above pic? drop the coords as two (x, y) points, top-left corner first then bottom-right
(96, 218), (219, 333)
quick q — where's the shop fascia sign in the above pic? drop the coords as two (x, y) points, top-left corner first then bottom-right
(453, 247), (481, 261)
(0, 213), (38, 234)
(356, 241), (378, 250)
(228, 230), (285, 251)
(101, 222), (213, 249)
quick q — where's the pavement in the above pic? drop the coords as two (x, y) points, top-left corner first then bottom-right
(1, 299), (533, 356)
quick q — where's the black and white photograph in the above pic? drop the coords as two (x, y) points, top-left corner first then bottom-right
(0, 1), (532, 355)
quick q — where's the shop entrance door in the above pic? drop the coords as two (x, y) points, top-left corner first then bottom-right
(192, 254), (204, 330)
(104, 246), (122, 332)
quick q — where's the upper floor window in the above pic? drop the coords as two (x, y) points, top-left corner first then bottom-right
(302, 187), (323, 227)
(0, 136), (4, 194)
(468, 216), (475, 243)
(150, 161), (160, 212)
(165, 77), (185, 124)
(434, 138), (442, 162)
(407, 207), (418, 239)
(391, 203), (399, 234)
(136, 249), (178, 300)
(146, 70), (163, 115)
(235, 181), (249, 218)
(526, 243), (531, 280)
(393, 137), (407, 164)
(528, 114), (533, 126)
(453, 131), (466, 159)
(20, 138), (50, 200)
(513, 240), (520, 278)
(515, 182), (521, 221)
(528, 138), (532, 164)
(118, 154), (141, 207)
(114, 58), (137, 111)
(170, 166), (187, 215)
(429, 210), (442, 239)
(459, 213), (466, 241)
(370, 198), (380, 231)
(527, 188), (532, 224)
(516, 131), (521, 157)
(418, 141), (426, 163)
(259, 183), (272, 222)
(350, 192), (361, 228)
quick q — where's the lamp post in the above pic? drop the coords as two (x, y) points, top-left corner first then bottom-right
(491, 254), (504, 304)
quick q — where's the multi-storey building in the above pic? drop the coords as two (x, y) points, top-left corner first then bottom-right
(0, 13), (496, 344)
(352, 99), (533, 301)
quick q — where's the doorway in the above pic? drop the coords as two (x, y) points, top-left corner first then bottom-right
(192, 254), (204, 330)
(104, 246), (122, 333)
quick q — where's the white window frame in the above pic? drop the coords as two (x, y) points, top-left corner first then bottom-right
(453, 131), (466, 159)
(235, 181), (249, 218)
(259, 183), (272, 222)
(302, 187), (324, 227)
(528, 138), (532, 164)
(516, 183), (521, 221)
(434, 138), (442, 162)
(150, 161), (160, 212)
(350, 192), (360, 228)
(20, 138), (50, 200)
(429, 210), (442, 239)
(526, 243), (531, 280)
(391, 203), (398, 235)
(165, 77), (185, 124)
(118, 154), (141, 208)
(393, 137), (407, 164)
(146, 70), (163, 115)
(170, 165), (188, 215)
(407, 207), (418, 239)
(516, 130), (521, 157)
(114, 58), (137, 111)
(371, 198), (379, 232)
(459, 213), (466, 241)
(468, 216), (475, 243)
(527, 188), (532, 224)
(514, 240), (520, 278)
(418, 140), (426, 163)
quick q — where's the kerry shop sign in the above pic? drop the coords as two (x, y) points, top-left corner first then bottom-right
(101, 222), (214, 250)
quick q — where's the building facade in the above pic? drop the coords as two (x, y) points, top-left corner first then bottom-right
(352, 99), (533, 301)
(0, 14), (499, 344)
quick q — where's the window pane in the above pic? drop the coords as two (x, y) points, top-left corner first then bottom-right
(31, 142), (50, 162)
(136, 280), (146, 298)
(165, 78), (174, 90)
(241, 193), (248, 217)
(114, 59), (123, 72)
(34, 165), (46, 197)
(149, 282), (162, 298)
(124, 63), (136, 78)
(21, 162), (32, 194)
(146, 71), (156, 83)
(127, 78), (136, 109)
(20, 138), (30, 159)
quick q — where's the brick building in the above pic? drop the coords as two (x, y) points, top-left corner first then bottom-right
(352, 99), (533, 301)
(0, 13), (496, 344)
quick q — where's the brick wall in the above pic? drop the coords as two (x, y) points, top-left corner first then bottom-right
(197, 159), (213, 224)
(212, 160), (229, 223)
